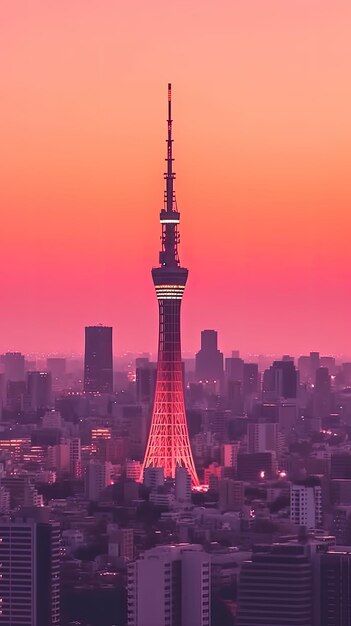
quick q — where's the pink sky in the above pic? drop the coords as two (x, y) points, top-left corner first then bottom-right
(0, 1), (351, 356)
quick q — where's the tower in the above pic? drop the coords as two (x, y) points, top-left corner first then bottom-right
(141, 85), (199, 485)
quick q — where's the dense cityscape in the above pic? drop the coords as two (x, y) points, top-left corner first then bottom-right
(1, 79), (351, 625)
(1, 339), (351, 625)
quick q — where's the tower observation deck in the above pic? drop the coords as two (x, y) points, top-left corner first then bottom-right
(141, 85), (199, 486)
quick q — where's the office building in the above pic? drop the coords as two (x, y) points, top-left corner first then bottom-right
(237, 452), (276, 480)
(136, 360), (157, 404)
(143, 466), (165, 490)
(219, 479), (245, 511)
(227, 379), (243, 413)
(195, 330), (224, 383)
(27, 371), (52, 411)
(221, 441), (240, 469)
(127, 544), (210, 626)
(1, 352), (25, 382)
(243, 363), (259, 395)
(290, 483), (322, 528)
(5, 380), (27, 412)
(0, 507), (60, 626)
(109, 527), (134, 563)
(237, 543), (313, 626)
(319, 549), (351, 626)
(175, 466), (191, 502)
(225, 356), (244, 383)
(263, 360), (298, 400)
(85, 460), (113, 501)
(46, 357), (66, 388)
(84, 325), (113, 393)
(247, 421), (279, 454)
(1, 475), (43, 509)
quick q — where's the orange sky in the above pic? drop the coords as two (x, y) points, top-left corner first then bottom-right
(0, 0), (351, 357)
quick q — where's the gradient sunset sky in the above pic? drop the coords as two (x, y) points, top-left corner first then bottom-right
(0, 0), (351, 357)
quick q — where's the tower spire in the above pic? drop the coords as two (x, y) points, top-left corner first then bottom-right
(165, 82), (174, 213)
(160, 83), (180, 268)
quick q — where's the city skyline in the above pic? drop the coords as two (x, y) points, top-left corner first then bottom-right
(2, 3), (351, 626)
(1, 1), (351, 355)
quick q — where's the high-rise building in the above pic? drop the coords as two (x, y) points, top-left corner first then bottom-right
(221, 442), (240, 469)
(227, 379), (243, 413)
(46, 357), (66, 389)
(247, 421), (279, 454)
(85, 460), (113, 501)
(143, 466), (165, 490)
(27, 371), (52, 411)
(0, 372), (6, 409)
(141, 85), (198, 485)
(219, 479), (245, 511)
(127, 544), (210, 626)
(1, 475), (43, 509)
(0, 507), (60, 626)
(237, 543), (313, 626)
(83, 325), (113, 393)
(47, 443), (70, 474)
(225, 356), (244, 382)
(1, 352), (25, 382)
(109, 527), (134, 562)
(263, 360), (298, 400)
(319, 549), (351, 626)
(69, 437), (81, 477)
(175, 466), (191, 502)
(195, 330), (224, 383)
(5, 380), (27, 411)
(243, 363), (259, 395)
(237, 452), (276, 481)
(290, 483), (322, 528)
(314, 367), (332, 418)
(136, 360), (157, 404)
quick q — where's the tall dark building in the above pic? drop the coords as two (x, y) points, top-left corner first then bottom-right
(1, 351), (25, 382)
(319, 549), (351, 626)
(237, 543), (313, 626)
(0, 507), (60, 626)
(84, 325), (113, 393)
(243, 363), (259, 394)
(46, 357), (66, 388)
(225, 356), (244, 382)
(27, 371), (52, 411)
(195, 330), (224, 382)
(314, 367), (332, 418)
(136, 359), (157, 404)
(141, 85), (199, 485)
(263, 360), (297, 400)
(315, 367), (331, 393)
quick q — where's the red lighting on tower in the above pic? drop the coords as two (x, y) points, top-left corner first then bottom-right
(141, 84), (199, 486)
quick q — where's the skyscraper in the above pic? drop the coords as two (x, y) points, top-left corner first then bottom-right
(237, 543), (313, 626)
(195, 330), (224, 382)
(0, 507), (60, 626)
(127, 544), (210, 626)
(27, 370), (52, 411)
(141, 85), (199, 485)
(83, 325), (113, 393)
(1, 351), (25, 382)
(319, 549), (351, 625)
(290, 482), (322, 529)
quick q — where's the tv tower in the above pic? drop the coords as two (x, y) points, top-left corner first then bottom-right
(141, 84), (199, 486)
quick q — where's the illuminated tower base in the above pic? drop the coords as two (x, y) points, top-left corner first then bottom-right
(141, 85), (199, 486)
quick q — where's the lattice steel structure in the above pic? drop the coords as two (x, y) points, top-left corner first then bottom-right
(141, 84), (199, 486)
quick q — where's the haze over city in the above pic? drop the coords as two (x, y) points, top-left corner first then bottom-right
(1, 0), (351, 355)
